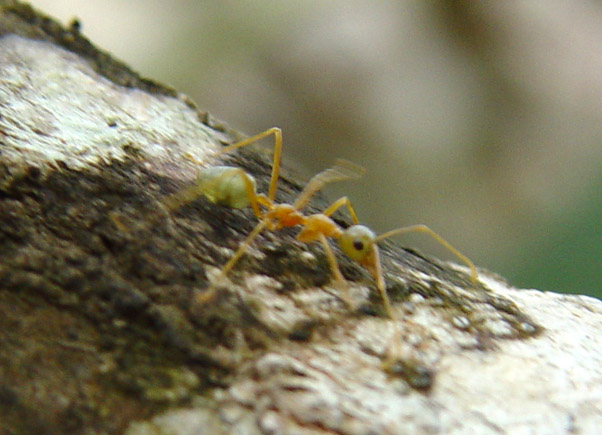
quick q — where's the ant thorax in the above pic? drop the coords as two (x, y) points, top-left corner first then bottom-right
(264, 204), (304, 229)
(297, 214), (343, 243)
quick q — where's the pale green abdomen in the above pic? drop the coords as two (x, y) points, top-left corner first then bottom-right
(198, 166), (257, 209)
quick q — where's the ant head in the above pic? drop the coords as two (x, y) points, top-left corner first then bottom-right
(340, 225), (376, 262)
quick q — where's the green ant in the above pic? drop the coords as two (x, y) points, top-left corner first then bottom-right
(162, 127), (478, 323)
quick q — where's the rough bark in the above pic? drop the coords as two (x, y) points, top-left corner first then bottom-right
(0, 2), (600, 434)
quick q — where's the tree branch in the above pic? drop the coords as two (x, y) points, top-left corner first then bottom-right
(1, 2), (600, 433)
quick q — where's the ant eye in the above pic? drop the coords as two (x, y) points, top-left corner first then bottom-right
(340, 225), (376, 261)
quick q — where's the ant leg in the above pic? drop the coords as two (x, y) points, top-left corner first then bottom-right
(317, 233), (356, 308)
(197, 219), (269, 304)
(365, 245), (394, 320)
(360, 244), (404, 364)
(369, 245), (409, 367)
(322, 196), (360, 225)
(235, 169), (263, 218)
(293, 160), (365, 211)
(317, 233), (346, 282)
(161, 183), (207, 212)
(375, 224), (478, 283)
(219, 127), (283, 202)
(221, 219), (269, 277)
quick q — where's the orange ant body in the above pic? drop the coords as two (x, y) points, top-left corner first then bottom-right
(162, 127), (478, 323)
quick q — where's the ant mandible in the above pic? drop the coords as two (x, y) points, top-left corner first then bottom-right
(162, 127), (478, 321)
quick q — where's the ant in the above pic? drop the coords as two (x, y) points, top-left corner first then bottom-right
(162, 127), (479, 324)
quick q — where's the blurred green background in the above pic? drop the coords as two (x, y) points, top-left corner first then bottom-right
(35, 1), (602, 298)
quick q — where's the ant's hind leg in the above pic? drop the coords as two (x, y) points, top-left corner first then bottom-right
(219, 127), (283, 202)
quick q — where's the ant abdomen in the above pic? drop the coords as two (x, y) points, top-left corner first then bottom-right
(198, 166), (257, 209)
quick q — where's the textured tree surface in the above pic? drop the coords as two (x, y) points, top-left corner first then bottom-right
(1, 2), (601, 434)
